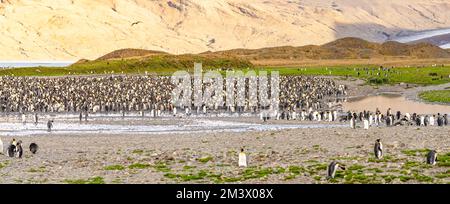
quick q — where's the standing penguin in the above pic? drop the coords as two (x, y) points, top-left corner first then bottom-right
(16, 140), (23, 158)
(34, 113), (39, 125)
(47, 120), (54, 132)
(7, 140), (16, 158)
(426, 150), (438, 165)
(0, 137), (3, 155)
(21, 113), (27, 125)
(363, 119), (369, 130)
(350, 116), (356, 129)
(327, 161), (345, 179)
(374, 139), (383, 159)
(238, 148), (247, 167)
(29, 143), (39, 154)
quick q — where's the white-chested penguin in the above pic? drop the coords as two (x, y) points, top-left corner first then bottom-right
(238, 148), (247, 167)
(0, 137), (3, 154)
(7, 139), (16, 158)
(363, 119), (369, 129)
(327, 161), (345, 179)
(374, 139), (383, 159)
(350, 116), (356, 129)
(16, 140), (23, 158)
(426, 150), (438, 165)
(29, 143), (39, 154)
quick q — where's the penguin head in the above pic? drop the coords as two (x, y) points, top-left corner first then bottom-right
(337, 162), (346, 170)
(376, 139), (381, 142)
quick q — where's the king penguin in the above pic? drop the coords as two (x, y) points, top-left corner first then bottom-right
(350, 116), (356, 129)
(363, 119), (369, 129)
(7, 141), (16, 158)
(327, 161), (345, 179)
(0, 137), (3, 155)
(47, 120), (54, 132)
(426, 150), (438, 165)
(374, 139), (383, 159)
(16, 140), (23, 158)
(29, 143), (39, 154)
(238, 148), (247, 167)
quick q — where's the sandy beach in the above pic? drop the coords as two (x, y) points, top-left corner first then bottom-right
(0, 117), (448, 184)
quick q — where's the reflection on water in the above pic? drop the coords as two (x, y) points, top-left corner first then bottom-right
(342, 93), (450, 114)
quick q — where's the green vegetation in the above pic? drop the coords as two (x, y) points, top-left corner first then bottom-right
(0, 55), (253, 76)
(28, 166), (46, 173)
(64, 176), (105, 184)
(128, 163), (151, 169)
(1, 57), (449, 86)
(419, 90), (450, 103)
(401, 149), (431, 157)
(262, 65), (450, 85)
(104, 165), (126, 171)
(132, 149), (144, 154)
(152, 162), (171, 172)
(0, 161), (9, 169)
(437, 152), (450, 167)
(197, 156), (213, 163)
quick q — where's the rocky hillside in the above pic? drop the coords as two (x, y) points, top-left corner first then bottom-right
(1, 0), (450, 60)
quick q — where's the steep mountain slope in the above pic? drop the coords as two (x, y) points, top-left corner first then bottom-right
(1, 0), (450, 60)
(97, 38), (450, 63)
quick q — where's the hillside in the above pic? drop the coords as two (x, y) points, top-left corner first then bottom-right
(1, 0), (450, 60)
(209, 38), (450, 61)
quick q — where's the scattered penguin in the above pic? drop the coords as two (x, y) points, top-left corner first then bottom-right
(29, 143), (39, 154)
(327, 161), (345, 179)
(7, 139), (16, 158)
(374, 139), (383, 159)
(238, 148), (247, 167)
(426, 150), (438, 165)
(47, 120), (54, 132)
(0, 137), (3, 154)
(16, 140), (23, 158)
(34, 113), (39, 125)
(350, 116), (356, 129)
(363, 119), (369, 129)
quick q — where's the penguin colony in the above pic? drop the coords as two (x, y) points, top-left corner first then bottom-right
(346, 108), (449, 129)
(0, 75), (346, 116)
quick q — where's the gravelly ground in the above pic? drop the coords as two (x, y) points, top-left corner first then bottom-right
(0, 123), (448, 184)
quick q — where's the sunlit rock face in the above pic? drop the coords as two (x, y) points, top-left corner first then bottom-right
(1, 0), (450, 60)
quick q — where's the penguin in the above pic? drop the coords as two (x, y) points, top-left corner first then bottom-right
(7, 143), (15, 158)
(426, 150), (437, 165)
(0, 137), (3, 154)
(47, 120), (54, 132)
(34, 113), (38, 125)
(21, 113), (26, 125)
(374, 139), (383, 159)
(363, 119), (369, 130)
(238, 148), (247, 167)
(29, 143), (39, 154)
(16, 140), (23, 158)
(350, 116), (356, 129)
(327, 161), (345, 179)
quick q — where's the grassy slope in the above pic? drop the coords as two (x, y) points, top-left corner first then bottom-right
(0, 55), (254, 76)
(419, 90), (450, 103)
(1, 57), (450, 86)
(260, 65), (450, 85)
